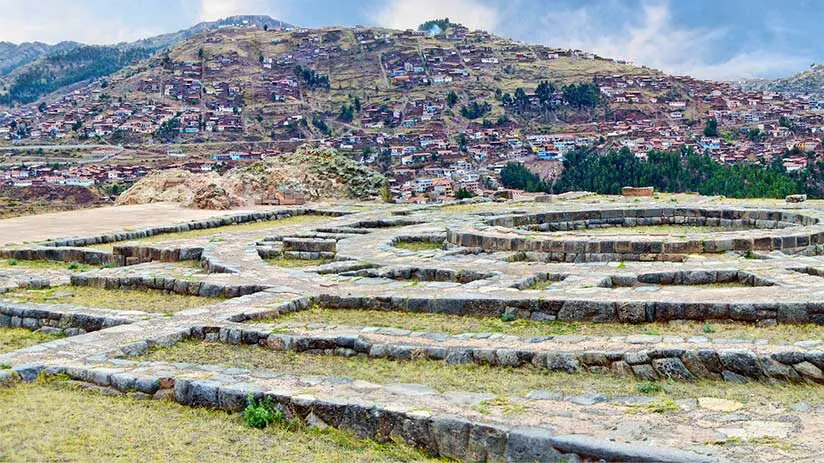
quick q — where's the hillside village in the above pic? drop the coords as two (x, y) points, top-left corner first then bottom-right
(2, 19), (824, 203)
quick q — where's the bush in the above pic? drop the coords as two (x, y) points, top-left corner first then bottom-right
(636, 381), (663, 394)
(7, 258), (17, 266)
(455, 188), (475, 199)
(242, 395), (284, 429)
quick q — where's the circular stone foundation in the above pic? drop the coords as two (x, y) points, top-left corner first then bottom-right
(447, 207), (824, 262)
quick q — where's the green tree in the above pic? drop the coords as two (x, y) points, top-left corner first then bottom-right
(446, 91), (458, 107)
(703, 117), (719, 137)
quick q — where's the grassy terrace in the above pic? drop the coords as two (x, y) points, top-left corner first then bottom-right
(1, 286), (218, 313)
(392, 241), (443, 252)
(0, 328), (64, 354)
(264, 256), (330, 268)
(0, 381), (439, 463)
(86, 214), (332, 252)
(141, 340), (824, 407)
(266, 306), (824, 343)
(0, 259), (99, 272)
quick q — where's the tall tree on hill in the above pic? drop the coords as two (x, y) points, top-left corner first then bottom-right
(703, 117), (719, 137)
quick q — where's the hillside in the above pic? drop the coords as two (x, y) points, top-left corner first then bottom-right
(0, 41), (82, 76)
(0, 15), (293, 106)
(736, 63), (824, 95)
(0, 19), (699, 147)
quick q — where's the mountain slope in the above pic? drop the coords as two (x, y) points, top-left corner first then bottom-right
(0, 15), (294, 106)
(737, 63), (824, 94)
(0, 41), (83, 76)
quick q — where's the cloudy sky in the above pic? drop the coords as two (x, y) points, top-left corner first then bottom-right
(0, 0), (819, 80)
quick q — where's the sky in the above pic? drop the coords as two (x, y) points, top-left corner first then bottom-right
(0, 0), (820, 81)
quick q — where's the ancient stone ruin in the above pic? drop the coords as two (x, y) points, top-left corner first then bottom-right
(5, 194), (824, 461)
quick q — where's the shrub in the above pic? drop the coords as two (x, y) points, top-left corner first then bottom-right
(7, 259), (17, 266)
(703, 323), (715, 334)
(242, 395), (284, 429)
(500, 312), (516, 322)
(636, 381), (662, 394)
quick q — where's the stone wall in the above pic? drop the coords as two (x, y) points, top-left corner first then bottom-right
(0, 302), (136, 336)
(313, 294), (824, 325)
(70, 274), (269, 298)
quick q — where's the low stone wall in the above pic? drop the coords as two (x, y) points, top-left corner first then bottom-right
(0, 302), (136, 336)
(16, 363), (709, 462)
(0, 247), (121, 266)
(342, 267), (495, 284)
(491, 207), (817, 229)
(448, 228), (824, 262)
(198, 324), (822, 385)
(602, 270), (776, 288)
(113, 245), (203, 266)
(510, 272), (569, 290)
(313, 294), (824, 325)
(70, 274), (269, 298)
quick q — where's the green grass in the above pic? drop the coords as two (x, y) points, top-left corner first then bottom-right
(264, 256), (330, 268)
(392, 241), (443, 252)
(0, 381), (441, 463)
(87, 215), (332, 252)
(261, 305), (824, 343)
(527, 279), (555, 291)
(0, 328), (64, 354)
(0, 259), (96, 272)
(1, 286), (218, 313)
(140, 340), (824, 407)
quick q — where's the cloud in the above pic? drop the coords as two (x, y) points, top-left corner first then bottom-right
(197, 0), (275, 22)
(527, 0), (806, 80)
(372, 0), (499, 32)
(0, 0), (163, 44)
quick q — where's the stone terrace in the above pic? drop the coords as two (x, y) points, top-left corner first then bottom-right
(5, 195), (824, 461)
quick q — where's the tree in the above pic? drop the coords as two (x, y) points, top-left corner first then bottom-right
(455, 188), (475, 199)
(500, 163), (550, 193)
(263, 24), (269, 31)
(779, 116), (793, 129)
(338, 104), (354, 122)
(353, 96), (362, 112)
(562, 82), (600, 109)
(198, 48), (204, 60)
(460, 101), (491, 119)
(446, 91), (458, 107)
(703, 117), (719, 137)
(37, 102), (47, 113)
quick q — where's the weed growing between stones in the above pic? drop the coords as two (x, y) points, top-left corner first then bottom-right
(243, 395), (284, 429)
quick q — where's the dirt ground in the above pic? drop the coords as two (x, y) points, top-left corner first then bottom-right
(0, 202), (273, 246)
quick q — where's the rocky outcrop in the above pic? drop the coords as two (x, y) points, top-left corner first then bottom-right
(116, 145), (388, 210)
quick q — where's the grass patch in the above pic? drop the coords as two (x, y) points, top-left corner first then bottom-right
(140, 340), (824, 407)
(261, 305), (824, 342)
(1, 286), (218, 313)
(0, 381), (440, 462)
(0, 259), (96, 272)
(393, 241), (443, 252)
(0, 327), (64, 354)
(87, 214), (332, 251)
(264, 256), (330, 268)
(527, 280), (555, 291)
